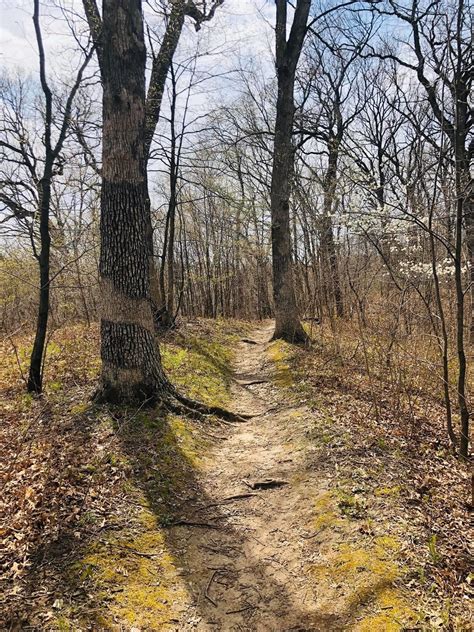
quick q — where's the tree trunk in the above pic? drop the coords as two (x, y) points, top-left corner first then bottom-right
(455, 156), (471, 458)
(27, 173), (52, 393)
(98, 0), (166, 404)
(166, 189), (176, 323)
(321, 143), (343, 318)
(320, 216), (342, 314)
(271, 0), (310, 343)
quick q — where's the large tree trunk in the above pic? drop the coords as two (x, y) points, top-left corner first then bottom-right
(98, 0), (166, 404)
(271, 0), (310, 343)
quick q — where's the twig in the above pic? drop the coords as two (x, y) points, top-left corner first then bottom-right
(167, 519), (221, 529)
(226, 604), (257, 615)
(236, 379), (269, 386)
(205, 569), (219, 606)
(300, 530), (321, 540)
(201, 493), (257, 508)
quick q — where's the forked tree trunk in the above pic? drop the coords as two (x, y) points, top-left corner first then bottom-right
(271, 0), (310, 343)
(98, 0), (166, 403)
(142, 1), (223, 328)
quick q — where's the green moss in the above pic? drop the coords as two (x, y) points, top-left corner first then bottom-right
(313, 491), (342, 531)
(268, 340), (295, 387)
(105, 452), (130, 468)
(428, 533), (441, 564)
(161, 333), (236, 408)
(167, 415), (205, 467)
(375, 485), (401, 497)
(51, 615), (74, 631)
(310, 532), (417, 630)
(356, 588), (418, 631)
(70, 402), (90, 415)
(374, 535), (400, 553)
(78, 522), (188, 629)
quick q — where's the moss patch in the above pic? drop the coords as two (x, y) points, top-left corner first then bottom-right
(162, 322), (249, 407)
(78, 510), (188, 629)
(374, 485), (401, 497)
(267, 340), (295, 387)
(311, 535), (417, 629)
(355, 587), (418, 631)
(312, 491), (342, 531)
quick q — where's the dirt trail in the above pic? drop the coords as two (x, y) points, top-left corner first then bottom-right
(170, 322), (344, 630)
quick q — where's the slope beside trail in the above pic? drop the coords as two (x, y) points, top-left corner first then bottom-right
(167, 321), (416, 631)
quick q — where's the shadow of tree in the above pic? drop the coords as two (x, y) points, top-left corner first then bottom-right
(2, 407), (103, 630)
(110, 409), (323, 630)
(3, 321), (418, 631)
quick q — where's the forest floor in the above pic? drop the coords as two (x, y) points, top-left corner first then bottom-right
(1, 320), (472, 630)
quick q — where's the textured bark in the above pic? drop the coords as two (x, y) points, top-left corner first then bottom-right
(271, 0), (310, 343)
(79, 0), (245, 420)
(98, 0), (166, 403)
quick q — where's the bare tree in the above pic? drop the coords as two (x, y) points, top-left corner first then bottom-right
(271, 0), (311, 343)
(0, 2), (92, 393)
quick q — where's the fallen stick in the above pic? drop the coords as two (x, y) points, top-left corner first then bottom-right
(168, 519), (220, 530)
(205, 569), (219, 606)
(236, 379), (269, 386)
(202, 493), (257, 508)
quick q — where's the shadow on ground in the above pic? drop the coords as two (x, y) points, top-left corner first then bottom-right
(106, 408), (340, 630)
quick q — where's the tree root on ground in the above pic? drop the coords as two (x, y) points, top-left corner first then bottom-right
(93, 378), (252, 424)
(164, 381), (251, 423)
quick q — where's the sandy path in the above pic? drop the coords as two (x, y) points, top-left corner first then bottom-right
(171, 322), (337, 631)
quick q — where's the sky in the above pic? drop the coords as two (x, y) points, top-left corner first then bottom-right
(0, 0), (276, 78)
(0, 0), (279, 231)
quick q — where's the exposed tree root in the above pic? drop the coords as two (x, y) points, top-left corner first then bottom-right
(165, 380), (251, 423)
(241, 338), (258, 345)
(93, 370), (251, 424)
